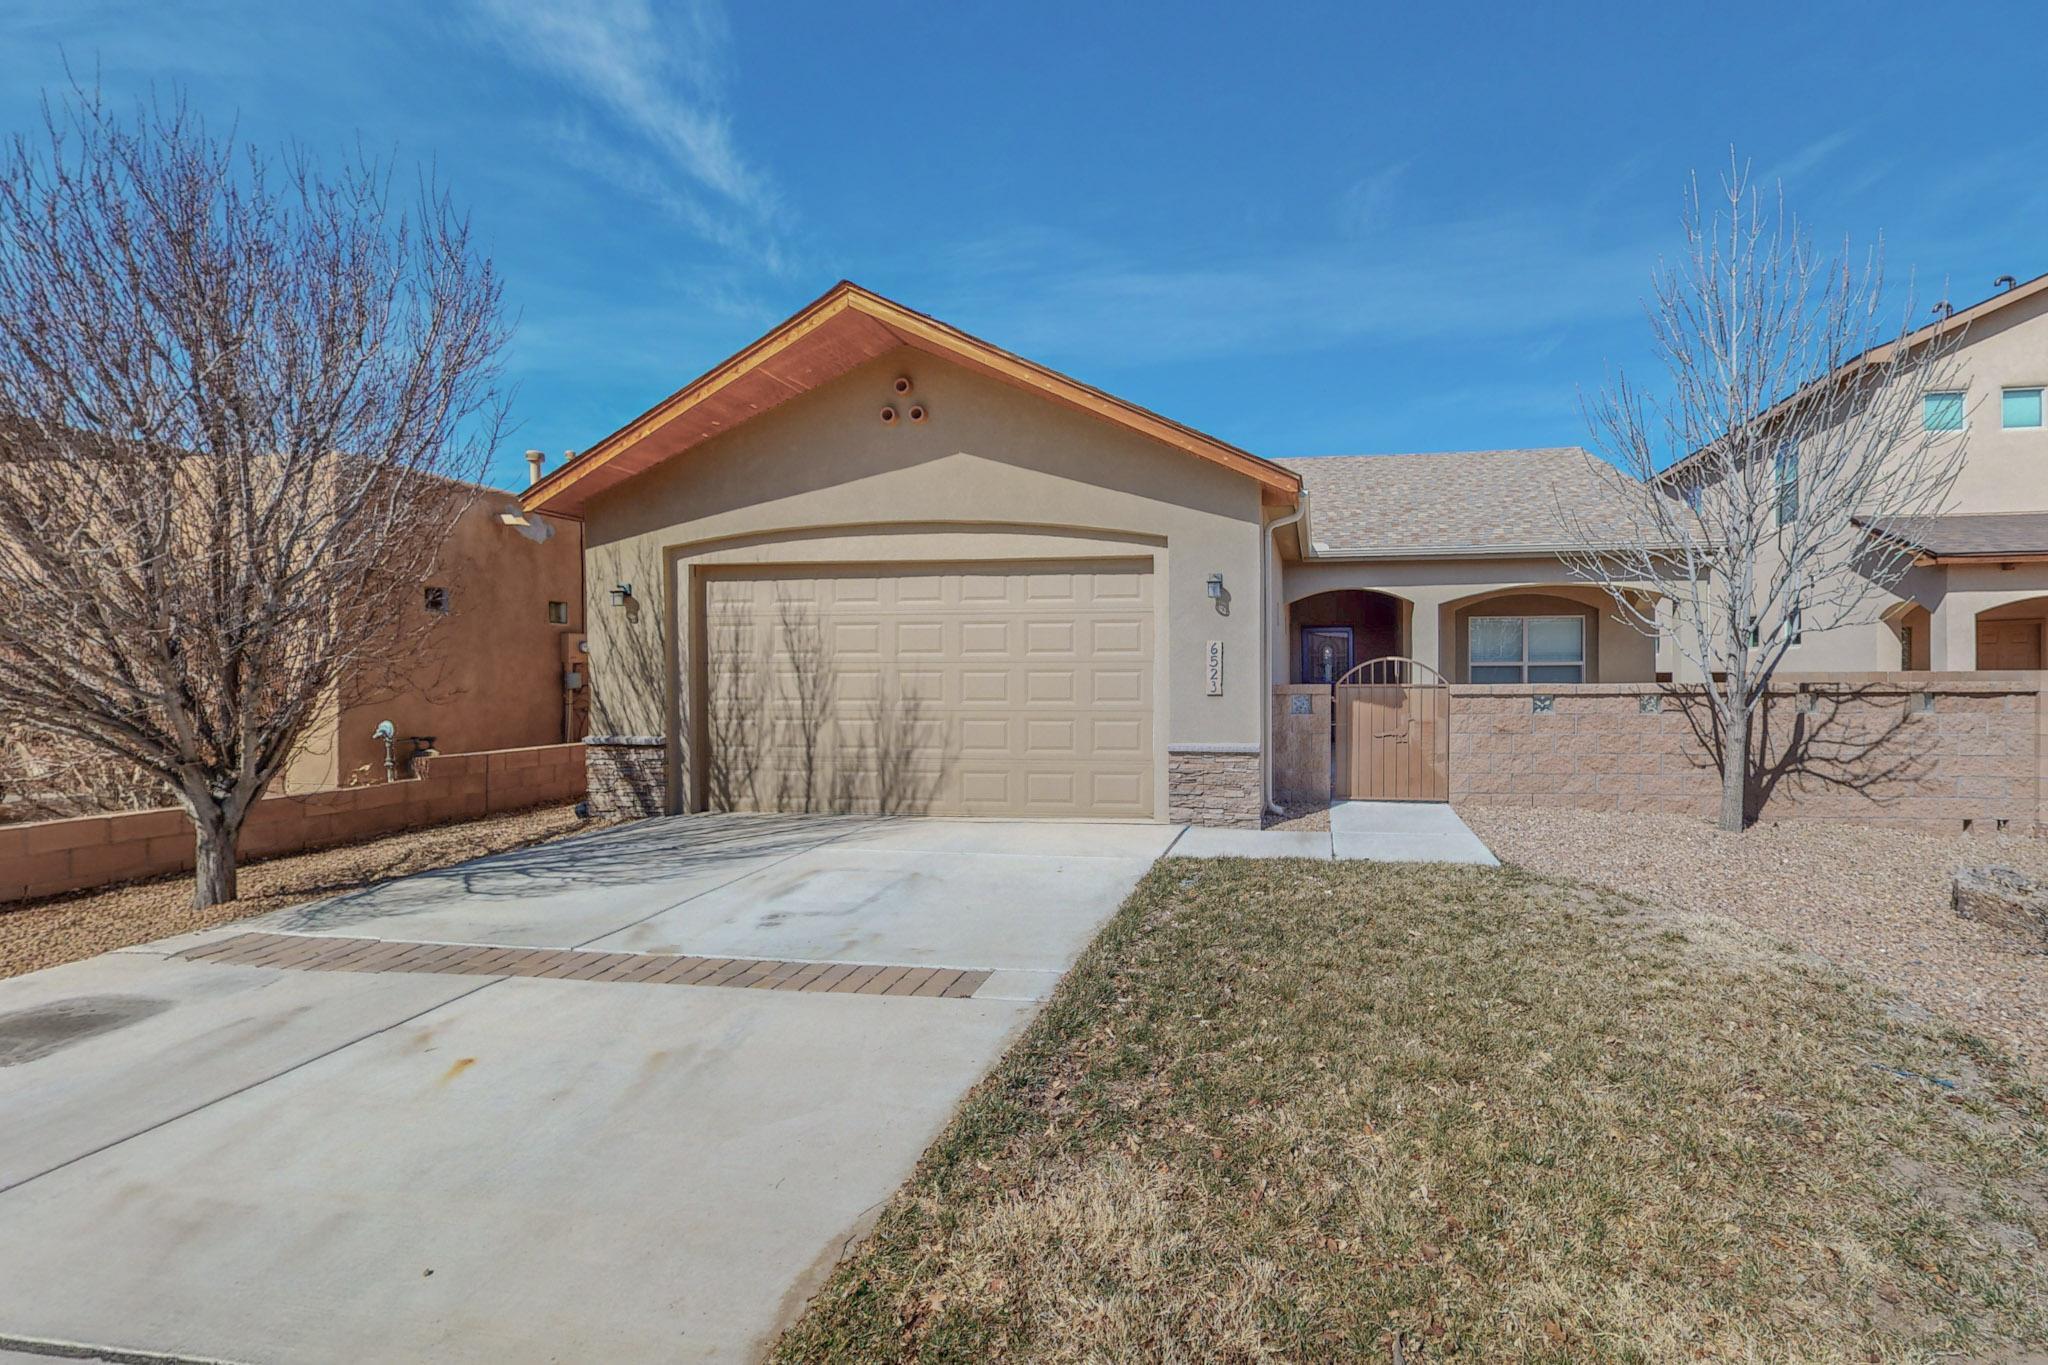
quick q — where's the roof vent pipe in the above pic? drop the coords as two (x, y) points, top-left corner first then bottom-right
(1997, 274), (2018, 292)
(525, 449), (546, 486)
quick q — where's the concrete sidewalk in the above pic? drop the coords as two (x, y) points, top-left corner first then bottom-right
(1171, 802), (1499, 865)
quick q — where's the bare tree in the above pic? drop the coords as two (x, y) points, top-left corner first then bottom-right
(0, 88), (508, 906)
(1560, 159), (1965, 831)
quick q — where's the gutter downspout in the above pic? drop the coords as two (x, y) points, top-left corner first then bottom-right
(1262, 493), (1310, 816)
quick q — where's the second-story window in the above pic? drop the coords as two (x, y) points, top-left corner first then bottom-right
(2002, 387), (2043, 429)
(548, 600), (569, 624)
(1774, 443), (1798, 527)
(1923, 391), (1966, 432)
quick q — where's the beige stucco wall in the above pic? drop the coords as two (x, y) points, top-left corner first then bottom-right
(280, 496), (586, 791)
(578, 348), (1269, 819)
(1277, 555), (1662, 683)
(1729, 287), (2048, 672)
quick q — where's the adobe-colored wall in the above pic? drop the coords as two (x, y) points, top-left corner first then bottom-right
(0, 743), (586, 903)
(1449, 677), (2044, 830)
(282, 497), (585, 792)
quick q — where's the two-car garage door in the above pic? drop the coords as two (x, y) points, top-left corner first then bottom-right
(699, 561), (1154, 819)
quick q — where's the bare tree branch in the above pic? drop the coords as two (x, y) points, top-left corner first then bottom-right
(0, 85), (510, 905)
(1557, 154), (1966, 830)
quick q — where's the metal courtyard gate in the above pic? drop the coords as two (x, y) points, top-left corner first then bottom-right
(1332, 656), (1450, 801)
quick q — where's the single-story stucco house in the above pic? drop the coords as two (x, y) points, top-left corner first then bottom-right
(520, 281), (2048, 833)
(518, 282), (1672, 828)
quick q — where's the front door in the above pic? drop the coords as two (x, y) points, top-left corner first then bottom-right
(1301, 628), (1354, 686)
(1976, 619), (2044, 670)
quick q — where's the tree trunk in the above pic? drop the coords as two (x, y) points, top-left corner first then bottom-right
(1718, 701), (1749, 832)
(192, 803), (241, 909)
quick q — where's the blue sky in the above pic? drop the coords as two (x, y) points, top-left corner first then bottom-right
(5, 1), (2047, 489)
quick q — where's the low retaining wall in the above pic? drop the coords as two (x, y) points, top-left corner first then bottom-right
(1449, 677), (2046, 831)
(0, 742), (586, 903)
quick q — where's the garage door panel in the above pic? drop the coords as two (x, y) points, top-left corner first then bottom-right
(959, 621), (1012, 655)
(703, 562), (1154, 819)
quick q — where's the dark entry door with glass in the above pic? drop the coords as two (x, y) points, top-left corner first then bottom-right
(1301, 627), (1354, 685)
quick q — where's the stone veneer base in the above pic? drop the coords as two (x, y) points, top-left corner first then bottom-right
(584, 736), (668, 819)
(1167, 747), (1263, 829)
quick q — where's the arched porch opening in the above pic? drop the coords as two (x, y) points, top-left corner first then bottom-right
(1288, 588), (1408, 684)
(1883, 601), (1933, 670)
(1440, 584), (1658, 684)
(1975, 595), (2048, 669)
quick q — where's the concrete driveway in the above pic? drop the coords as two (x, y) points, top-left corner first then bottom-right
(0, 814), (1176, 1363)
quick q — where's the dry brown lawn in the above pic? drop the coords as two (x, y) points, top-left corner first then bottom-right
(0, 803), (588, 980)
(775, 857), (2047, 1364)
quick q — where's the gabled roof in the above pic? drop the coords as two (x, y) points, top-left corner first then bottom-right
(522, 281), (1301, 515)
(1279, 447), (1666, 557)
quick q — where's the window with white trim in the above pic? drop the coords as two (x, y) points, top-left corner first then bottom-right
(2002, 387), (2044, 429)
(1469, 615), (1585, 684)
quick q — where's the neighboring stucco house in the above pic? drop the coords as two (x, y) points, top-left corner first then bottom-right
(280, 488), (588, 791)
(520, 283), (1671, 828)
(1657, 271), (2048, 675)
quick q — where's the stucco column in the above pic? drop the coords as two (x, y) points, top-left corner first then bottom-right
(1929, 591), (1973, 670)
(1407, 595), (1443, 674)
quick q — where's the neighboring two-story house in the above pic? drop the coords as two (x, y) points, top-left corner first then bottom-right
(1659, 273), (2048, 676)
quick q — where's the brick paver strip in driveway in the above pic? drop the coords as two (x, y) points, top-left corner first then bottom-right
(175, 932), (994, 1000)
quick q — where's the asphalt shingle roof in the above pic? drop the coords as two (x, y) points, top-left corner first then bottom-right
(1854, 511), (2048, 559)
(1276, 447), (1650, 555)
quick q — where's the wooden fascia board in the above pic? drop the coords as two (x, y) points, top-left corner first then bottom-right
(523, 280), (1303, 514)
(523, 288), (863, 513)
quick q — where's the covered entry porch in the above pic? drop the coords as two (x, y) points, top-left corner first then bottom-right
(1281, 571), (1663, 686)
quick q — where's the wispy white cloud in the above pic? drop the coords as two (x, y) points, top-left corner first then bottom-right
(905, 211), (1663, 369)
(467, 0), (783, 259)
(1338, 159), (1414, 237)
(1767, 129), (1854, 187)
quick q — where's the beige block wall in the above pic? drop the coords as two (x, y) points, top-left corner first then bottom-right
(1448, 678), (2041, 830)
(0, 744), (586, 903)
(579, 348), (1269, 819)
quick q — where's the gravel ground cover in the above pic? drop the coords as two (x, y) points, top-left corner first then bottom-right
(0, 803), (588, 980)
(1263, 801), (1331, 831)
(775, 858), (2048, 1362)
(1464, 806), (2048, 1077)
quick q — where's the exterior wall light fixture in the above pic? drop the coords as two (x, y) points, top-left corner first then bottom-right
(1206, 573), (1225, 600)
(608, 583), (634, 607)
